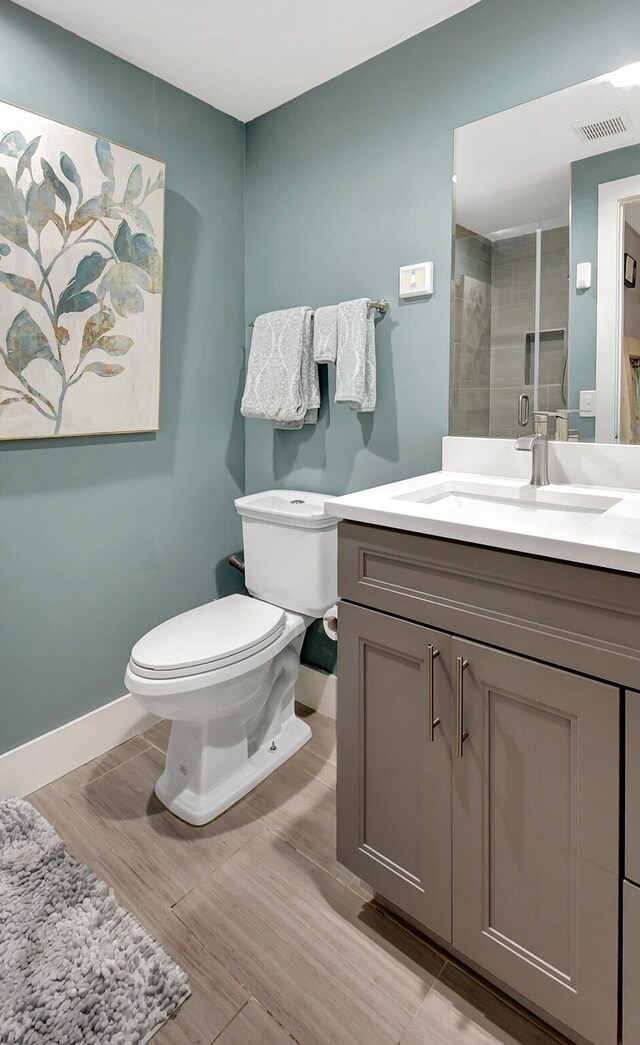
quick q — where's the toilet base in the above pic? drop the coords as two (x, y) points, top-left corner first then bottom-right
(155, 714), (312, 826)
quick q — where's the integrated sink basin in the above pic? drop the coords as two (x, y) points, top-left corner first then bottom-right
(394, 479), (620, 523)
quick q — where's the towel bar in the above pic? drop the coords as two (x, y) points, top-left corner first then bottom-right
(248, 299), (389, 328)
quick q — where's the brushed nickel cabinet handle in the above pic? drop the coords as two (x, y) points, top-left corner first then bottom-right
(456, 656), (469, 758)
(426, 644), (441, 743)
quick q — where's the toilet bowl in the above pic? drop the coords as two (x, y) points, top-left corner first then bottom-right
(125, 490), (337, 825)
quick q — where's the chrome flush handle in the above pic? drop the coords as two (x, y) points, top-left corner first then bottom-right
(426, 644), (441, 743)
(456, 656), (469, 758)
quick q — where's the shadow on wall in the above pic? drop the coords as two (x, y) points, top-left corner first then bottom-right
(226, 346), (246, 490)
(270, 312), (400, 490)
(356, 311), (400, 464)
(301, 618), (337, 674)
(214, 551), (246, 599)
(272, 363), (330, 482)
(162, 189), (203, 424)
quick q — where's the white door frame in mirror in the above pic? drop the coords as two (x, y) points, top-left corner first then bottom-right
(596, 174), (640, 443)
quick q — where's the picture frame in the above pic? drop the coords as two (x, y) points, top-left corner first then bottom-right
(625, 251), (637, 289)
(0, 97), (165, 441)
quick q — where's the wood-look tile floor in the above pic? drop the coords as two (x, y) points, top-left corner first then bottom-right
(29, 704), (571, 1045)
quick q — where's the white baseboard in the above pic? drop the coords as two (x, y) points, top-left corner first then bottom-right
(0, 668), (334, 802)
(0, 694), (159, 800)
(297, 665), (337, 719)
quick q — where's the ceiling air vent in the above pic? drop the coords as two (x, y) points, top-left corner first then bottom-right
(573, 110), (635, 143)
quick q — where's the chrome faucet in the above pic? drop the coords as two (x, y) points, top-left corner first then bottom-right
(515, 432), (549, 487)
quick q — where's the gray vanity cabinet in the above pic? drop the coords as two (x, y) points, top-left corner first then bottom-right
(337, 601), (453, 941)
(337, 521), (628, 1045)
(451, 639), (619, 1045)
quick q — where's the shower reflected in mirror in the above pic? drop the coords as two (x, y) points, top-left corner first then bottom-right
(450, 62), (640, 443)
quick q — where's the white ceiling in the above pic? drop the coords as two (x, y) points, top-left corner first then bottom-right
(13, 0), (482, 122)
(456, 70), (640, 237)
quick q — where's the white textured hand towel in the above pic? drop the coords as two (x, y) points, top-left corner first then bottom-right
(313, 305), (338, 363)
(335, 298), (376, 411)
(241, 307), (319, 429)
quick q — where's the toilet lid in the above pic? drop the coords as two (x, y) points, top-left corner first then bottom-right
(130, 594), (286, 675)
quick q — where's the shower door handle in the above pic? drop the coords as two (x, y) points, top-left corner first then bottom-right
(518, 393), (530, 427)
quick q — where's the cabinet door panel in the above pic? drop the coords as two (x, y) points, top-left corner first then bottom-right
(623, 880), (640, 1044)
(626, 690), (640, 885)
(337, 602), (452, 941)
(452, 639), (619, 1045)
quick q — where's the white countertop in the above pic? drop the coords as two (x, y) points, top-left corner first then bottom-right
(324, 442), (640, 575)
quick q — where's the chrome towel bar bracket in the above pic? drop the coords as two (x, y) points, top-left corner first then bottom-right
(248, 299), (389, 328)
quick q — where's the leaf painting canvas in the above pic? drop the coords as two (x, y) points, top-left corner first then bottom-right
(0, 100), (164, 439)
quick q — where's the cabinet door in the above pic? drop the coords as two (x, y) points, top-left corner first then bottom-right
(451, 638), (619, 1045)
(337, 602), (453, 941)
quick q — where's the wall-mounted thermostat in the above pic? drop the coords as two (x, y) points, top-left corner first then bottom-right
(399, 262), (434, 298)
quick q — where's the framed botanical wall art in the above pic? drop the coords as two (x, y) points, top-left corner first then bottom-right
(0, 99), (165, 440)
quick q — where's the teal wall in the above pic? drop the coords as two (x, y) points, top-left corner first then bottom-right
(244, 0), (640, 498)
(244, 0), (640, 672)
(570, 144), (640, 439)
(0, 1), (246, 755)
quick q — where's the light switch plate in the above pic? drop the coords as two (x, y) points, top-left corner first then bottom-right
(579, 389), (596, 417)
(576, 262), (592, 290)
(399, 262), (433, 298)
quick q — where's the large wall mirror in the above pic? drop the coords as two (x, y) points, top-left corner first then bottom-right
(450, 63), (640, 443)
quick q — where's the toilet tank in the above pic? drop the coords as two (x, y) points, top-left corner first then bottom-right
(234, 490), (338, 618)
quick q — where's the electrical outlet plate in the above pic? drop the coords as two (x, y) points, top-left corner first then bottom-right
(399, 262), (434, 298)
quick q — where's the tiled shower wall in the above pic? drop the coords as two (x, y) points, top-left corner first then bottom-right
(450, 226), (569, 438)
(450, 225), (492, 436)
(489, 227), (569, 437)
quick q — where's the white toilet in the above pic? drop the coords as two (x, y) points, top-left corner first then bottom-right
(125, 490), (338, 825)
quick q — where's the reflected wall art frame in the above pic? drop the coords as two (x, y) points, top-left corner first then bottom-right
(0, 98), (165, 440)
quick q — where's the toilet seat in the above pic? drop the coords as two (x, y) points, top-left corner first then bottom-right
(130, 594), (286, 680)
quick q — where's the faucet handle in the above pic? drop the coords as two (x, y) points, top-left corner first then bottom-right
(553, 409), (580, 441)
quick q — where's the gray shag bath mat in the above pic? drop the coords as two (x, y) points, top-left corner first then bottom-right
(0, 798), (190, 1044)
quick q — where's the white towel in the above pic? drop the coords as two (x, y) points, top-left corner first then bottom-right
(335, 298), (376, 412)
(241, 307), (319, 429)
(313, 305), (338, 363)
